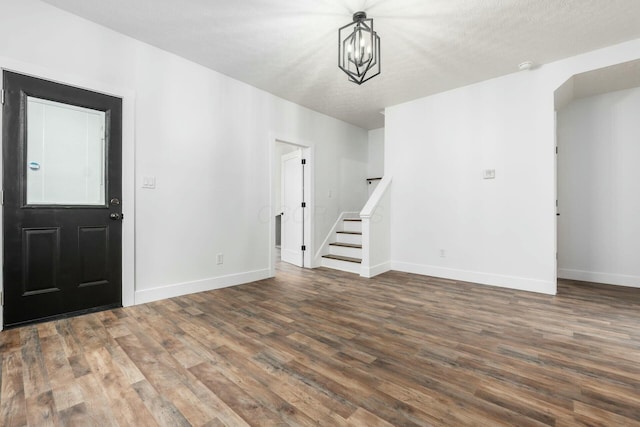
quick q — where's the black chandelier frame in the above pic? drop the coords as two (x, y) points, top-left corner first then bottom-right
(338, 11), (381, 85)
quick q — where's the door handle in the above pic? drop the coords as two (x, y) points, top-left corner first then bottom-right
(110, 213), (123, 221)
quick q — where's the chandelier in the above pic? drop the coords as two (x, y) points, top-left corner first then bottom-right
(338, 11), (381, 85)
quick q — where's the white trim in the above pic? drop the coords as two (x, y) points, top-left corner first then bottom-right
(360, 176), (392, 218)
(268, 133), (315, 276)
(320, 257), (360, 275)
(558, 269), (640, 289)
(0, 57), (136, 329)
(361, 261), (391, 278)
(122, 90), (135, 307)
(135, 269), (270, 304)
(304, 146), (315, 268)
(360, 176), (392, 278)
(392, 261), (557, 295)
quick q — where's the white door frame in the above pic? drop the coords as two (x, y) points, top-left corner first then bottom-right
(0, 57), (136, 330)
(268, 134), (314, 277)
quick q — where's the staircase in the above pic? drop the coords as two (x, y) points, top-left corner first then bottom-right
(321, 218), (362, 274)
(318, 177), (391, 278)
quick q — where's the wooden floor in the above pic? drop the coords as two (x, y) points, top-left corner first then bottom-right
(2, 262), (640, 426)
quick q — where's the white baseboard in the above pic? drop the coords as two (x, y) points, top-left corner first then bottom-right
(558, 269), (640, 288)
(391, 261), (556, 295)
(361, 261), (391, 278)
(135, 268), (271, 305)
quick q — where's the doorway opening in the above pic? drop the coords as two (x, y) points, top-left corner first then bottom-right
(270, 138), (313, 276)
(554, 59), (640, 292)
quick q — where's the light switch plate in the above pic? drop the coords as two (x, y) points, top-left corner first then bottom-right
(483, 169), (496, 179)
(142, 176), (156, 189)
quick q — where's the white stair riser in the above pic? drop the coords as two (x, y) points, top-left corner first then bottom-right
(321, 257), (360, 274)
(343, 221), (362, 233)
(329, 245), (362, 258)
(336, 233), (362, 245)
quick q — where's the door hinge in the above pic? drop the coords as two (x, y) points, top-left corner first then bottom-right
(301, 245), (306, 251)
(1, 190), (3, 206)
(1, 291), (3, 306)
(555, 146), (558, 154)
(301, 159), (306, 165)
(301, 202), (306, 208)
(1, 89), (5, 105)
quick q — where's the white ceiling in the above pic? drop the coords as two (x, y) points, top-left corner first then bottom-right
(42, 0), (640, 129)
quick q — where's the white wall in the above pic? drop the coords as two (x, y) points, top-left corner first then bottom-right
(557, 87), (640, 288)
(368, 128), (384, 177)
(367, 127), (384, 196)
(0, 0), (368, 304)
(386, 38), (640, 295)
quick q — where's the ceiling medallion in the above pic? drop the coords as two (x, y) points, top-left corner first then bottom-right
(338, 11), (381, 85)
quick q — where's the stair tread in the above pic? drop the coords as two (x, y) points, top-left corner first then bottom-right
(336, 231), (362, 235)
(329, 242), (362, 248)
(344, 219), (362, 222)
(322, 254), (362, 264)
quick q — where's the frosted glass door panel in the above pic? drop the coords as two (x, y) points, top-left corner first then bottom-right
(26, 97), (106, 205)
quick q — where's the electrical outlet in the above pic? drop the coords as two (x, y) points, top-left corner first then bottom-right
(483, 169), (496, 180)
(439, 249), (446, 258)
(216, 253), (224, 265)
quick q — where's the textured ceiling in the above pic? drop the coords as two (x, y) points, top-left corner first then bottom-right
(42, 0), (640, 129)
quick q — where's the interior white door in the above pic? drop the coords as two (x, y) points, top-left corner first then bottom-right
(281, 150), (303, 267)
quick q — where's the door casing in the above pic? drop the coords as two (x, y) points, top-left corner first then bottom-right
(0, 61), (136, 330)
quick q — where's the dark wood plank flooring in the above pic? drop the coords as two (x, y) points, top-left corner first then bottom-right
(2, 261), (640, 426)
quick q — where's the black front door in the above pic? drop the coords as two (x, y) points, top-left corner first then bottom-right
(2, 71), (123, 328)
